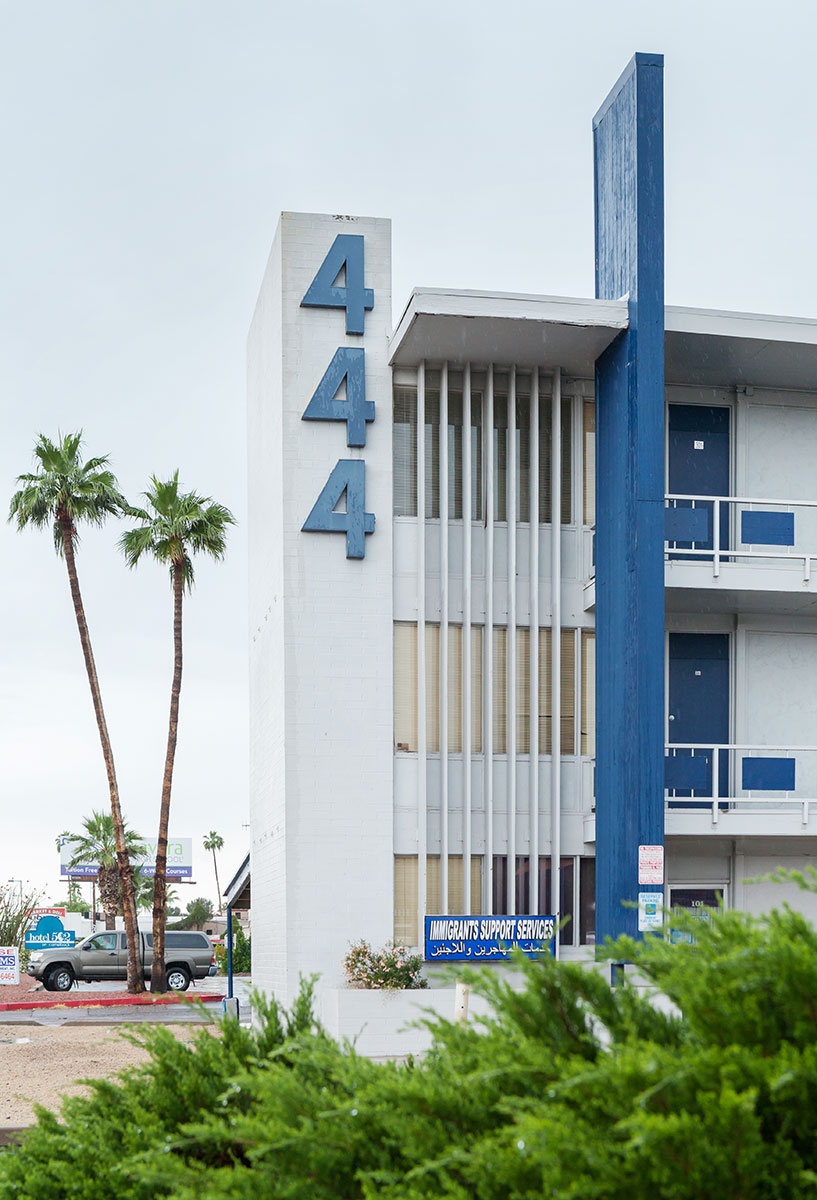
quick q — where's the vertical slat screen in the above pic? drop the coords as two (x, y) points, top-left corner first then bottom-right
(424, 369), (441, 519)
(394, 856), (418, 946)
(492, 626), (507, 755)
(583, 398), (595, 526)
(448, 624), (463, 754)
(393, 386), (418, 516)
(425, 623), (440, 753)
(471, 626), (483, 754)
(582, 630), (596, 755)
(516, 627), (531, 754)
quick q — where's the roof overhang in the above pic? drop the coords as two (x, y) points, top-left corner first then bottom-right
(665, 306), (817, 391)
(224, 854), (250, 910)
(389, 288), (629, 375)
(389, 290), (817, 392)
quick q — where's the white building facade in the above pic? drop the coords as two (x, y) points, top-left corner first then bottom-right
(248, 57), (817, 1017)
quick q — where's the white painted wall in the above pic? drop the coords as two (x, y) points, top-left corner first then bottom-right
(248, 213), (393, 1003)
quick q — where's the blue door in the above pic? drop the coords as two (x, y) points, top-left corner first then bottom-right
(667, 633), (729, 801)
(668, 404), (730, 554)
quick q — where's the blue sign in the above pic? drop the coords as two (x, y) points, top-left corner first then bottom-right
(24, 915), (76, 949)
(425, 915), (555, 962)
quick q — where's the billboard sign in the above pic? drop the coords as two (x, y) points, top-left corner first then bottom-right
(425, 915), (555, 962)
(0, 947), (19, 986)
(25, 915), (75, 949)
(59, 836), (193, 879)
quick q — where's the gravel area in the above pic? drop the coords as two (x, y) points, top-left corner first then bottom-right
(0, 1023), (205, 1127)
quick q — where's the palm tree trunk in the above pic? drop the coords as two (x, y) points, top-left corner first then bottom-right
(151, 559), (184, 992)
(60, 511), (145, 993)
(212, 849), (222, 912)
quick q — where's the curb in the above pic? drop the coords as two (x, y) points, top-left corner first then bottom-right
(0, 993), (225, 1013)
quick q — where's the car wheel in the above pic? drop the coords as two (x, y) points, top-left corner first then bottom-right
(166, 965), (191, 991)
(44, 965), (74, 992)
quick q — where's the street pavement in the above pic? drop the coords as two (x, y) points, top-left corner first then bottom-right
(0, 975), (254, 1026)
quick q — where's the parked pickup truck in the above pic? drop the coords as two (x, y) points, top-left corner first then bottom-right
(27, 930), (215, 992)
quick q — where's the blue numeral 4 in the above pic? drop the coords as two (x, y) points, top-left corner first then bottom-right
(300, 234), (374, 335)
(302, 460), (375, 559)
(302, 347), (374, 447)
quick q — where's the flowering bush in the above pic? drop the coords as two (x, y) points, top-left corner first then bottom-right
(343, 939), (427, 989)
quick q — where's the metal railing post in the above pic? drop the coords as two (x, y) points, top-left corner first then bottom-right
(713, 498), (720, 577)
(711, 747), (719, 826)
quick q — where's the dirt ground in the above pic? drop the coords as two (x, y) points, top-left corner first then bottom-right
(0, 1023), (205, 1127)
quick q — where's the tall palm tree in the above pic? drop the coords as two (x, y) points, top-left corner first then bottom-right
(120, 473), (235, 991)
(10, 433), (145, 993)
(203, 831), (224, 912)
(60, 812), (146, 930)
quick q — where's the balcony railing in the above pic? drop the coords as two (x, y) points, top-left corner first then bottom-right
(665, 494), (817, 579)
(665, 743), (817, 825)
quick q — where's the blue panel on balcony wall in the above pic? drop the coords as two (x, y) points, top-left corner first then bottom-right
(665, 506), (710, 544)
(741, 511), (794, 546)
(665, 754), (709, 792)
(742, 757), (795, 791)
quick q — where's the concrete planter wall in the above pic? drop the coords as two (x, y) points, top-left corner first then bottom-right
(315, 986), (495, 1059)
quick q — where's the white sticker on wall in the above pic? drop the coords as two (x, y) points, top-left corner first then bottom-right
(693, 440), (704, 450)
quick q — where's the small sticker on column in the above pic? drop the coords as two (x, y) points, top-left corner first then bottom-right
(693, 440), (704, 450)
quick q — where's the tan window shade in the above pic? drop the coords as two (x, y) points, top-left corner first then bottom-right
(492, 626), (508, 754)
(582, 630), (595, 756)
(538, 391), (573, 525)
(426, 855), (484, 915)
(538, 628), (576, 755)
(561, 629), (576, 755)
(583, 399), (595, 526)
(426, 623), (440, 753)
(448, 625), (463, 753)
(394, 855), (418, 945)
(424, 369), (441, 519)
(448, 372), (464, 520)
(471, 626), (483, 754)
(393, 386), (418, 517)
(394, 623), (417, 752)
(516, 627), (531, 754)
(516, 378), (531, 522)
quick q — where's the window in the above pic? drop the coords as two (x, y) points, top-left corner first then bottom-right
(538, 856), (575, 946)
(394, 623), (418, 752)
(471, 375), (484, 520)
(516, 627), (531, 754)
(581, 630), (595, 755)
(394, 855), (418, 945)
(427, 855), (484, 914)
(492, 855), (509, 914)
(393, 386), (417, 516)
(425, 369), (441, 518)
(493, 377), (509, 521)
(448, 371), (464, 519)
(583, 399), (595, 526)
(84, 933), (117, 952)
(516, 375), (531, 522)
(471, 625), (483, 754)
(448, 624), (463, 753)
(538, 628), (576, 755)
(539, 393), (573, 524)
(492, 627), (508, 753)
(426, 623), (440, 753)
(167, 933), (209, 949)
(580, 857), (595, 945)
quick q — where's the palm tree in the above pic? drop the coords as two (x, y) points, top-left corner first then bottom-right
(132, 869), (179, 914)
(120, 473), (235, 991)
(10, 433), (145, 993)
(203, 831), (224, 912)
(60, 812), (145, 930)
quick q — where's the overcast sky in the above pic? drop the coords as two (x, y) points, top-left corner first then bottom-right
(1, 1), (816, 907)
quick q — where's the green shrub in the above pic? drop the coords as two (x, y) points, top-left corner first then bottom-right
(214, 927), (251, 975)
(344, 938), (427, 989)
(8, 888), (817, 1197)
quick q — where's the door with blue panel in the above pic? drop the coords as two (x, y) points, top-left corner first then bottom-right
(667, 633), (729, 802)
(667, 405), (730, 555)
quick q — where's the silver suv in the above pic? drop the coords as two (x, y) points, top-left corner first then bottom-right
(27, 930), (215, 992)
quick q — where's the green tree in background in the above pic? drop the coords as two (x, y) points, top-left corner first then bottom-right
(203, 830), (224, 912)
(120, 473), (234, 992)
(10, 434), (144, 993)
(60, 812), (145, 930)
